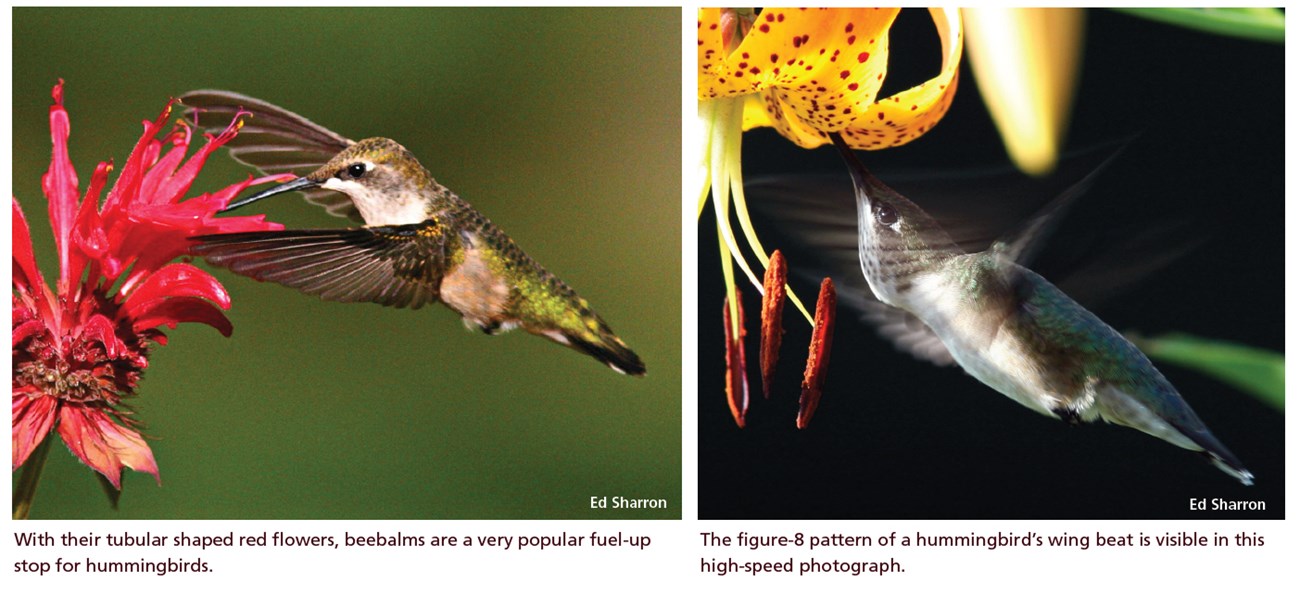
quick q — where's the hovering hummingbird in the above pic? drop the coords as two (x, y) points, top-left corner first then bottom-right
(181, 90), (645, 376)
(827, 132), (1252, 485)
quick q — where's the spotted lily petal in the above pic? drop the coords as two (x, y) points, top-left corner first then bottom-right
(840, 7), (962, 150)
(701, 8), (963, 150)
(964, 8), (1085, 175)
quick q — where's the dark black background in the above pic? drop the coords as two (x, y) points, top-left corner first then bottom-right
(698, 9), (1284, 519)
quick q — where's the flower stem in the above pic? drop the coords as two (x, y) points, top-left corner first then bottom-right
(13, 432), (54, 520)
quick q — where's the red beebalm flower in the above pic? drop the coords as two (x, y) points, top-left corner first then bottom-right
(12, 81), (286, 491)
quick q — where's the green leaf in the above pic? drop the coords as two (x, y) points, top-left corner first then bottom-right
(1114, 8), (1284, 44)
(1130, 332), (1284, 411)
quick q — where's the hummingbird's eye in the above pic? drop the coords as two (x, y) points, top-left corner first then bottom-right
(346, 163), (367, 179)
(874, 202), (898, 226)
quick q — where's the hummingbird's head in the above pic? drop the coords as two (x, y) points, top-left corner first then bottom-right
(308, 138), (438, 225)
(221, 137), (437, 225)
(828, 132), (958, 304)
(308, 137), (433, 195)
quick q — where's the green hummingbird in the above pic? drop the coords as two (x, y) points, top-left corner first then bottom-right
(181, 91), (645, 376)
(828, 132), (1252, 484)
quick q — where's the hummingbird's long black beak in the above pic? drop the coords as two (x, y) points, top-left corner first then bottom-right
(220, 176), (320, 214)
(828, 131), (872, 192)
(829, 130), (903, 204)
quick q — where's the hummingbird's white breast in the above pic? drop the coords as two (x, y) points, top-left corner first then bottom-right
(900, 264), (1081, 420)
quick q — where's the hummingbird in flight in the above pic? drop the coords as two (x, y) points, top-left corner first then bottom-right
(826, 132), (1252, 485)
(181, 90), (645, 376)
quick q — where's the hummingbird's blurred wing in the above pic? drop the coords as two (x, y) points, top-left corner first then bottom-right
(739, 176), (954, 366)
(179, 90), (364, 223)
(991, 143), (1128, 270)
(964, 140), (1207, 304)
(862, 300), (957, 366)
(746, 141), (1190, 368)
(190, 220), (447, 309)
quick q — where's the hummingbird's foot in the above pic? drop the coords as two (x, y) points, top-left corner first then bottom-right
(462, 317), (513, 336)
(1053, 407), (1085, 426)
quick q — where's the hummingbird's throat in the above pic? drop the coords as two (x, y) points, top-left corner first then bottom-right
(858, 241), (905, 305)
(322, 177), (432, 226)
(856, 222), (951, 308)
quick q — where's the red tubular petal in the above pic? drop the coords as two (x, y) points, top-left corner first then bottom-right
(724, 289), (749, 428)
(129, 296), (233, 337)
(156, 111), (248, 207)
(12, 198), (43, 296)
(79, 313), (129, 359)
(80, 161), (113, 210)
(136, 131), (191, 205)
(71, 161), (112, 276)
(209, 215), (286, 233)
(11, 199), (56, 323)
(43, 80), (81, 296)
(119, 238), (202, 292)
(13, 319), (45, 348)
(120, 263), (232, 314)
(797, 278), (836, 429)
(760, 250), (788, 399)
(102, 102), (172, 217)
(195, 174), (293, 230)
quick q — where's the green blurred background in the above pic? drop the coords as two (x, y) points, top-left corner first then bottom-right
(12, 8), (681, 519)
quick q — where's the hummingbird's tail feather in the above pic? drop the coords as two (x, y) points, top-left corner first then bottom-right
(1205, 453), (1255, 487)
(1178, 423), (1254, 486)
(538, 325), (646, 376)
(1159, 414), (1255, 486)
(1096, 384), (1253, 485)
